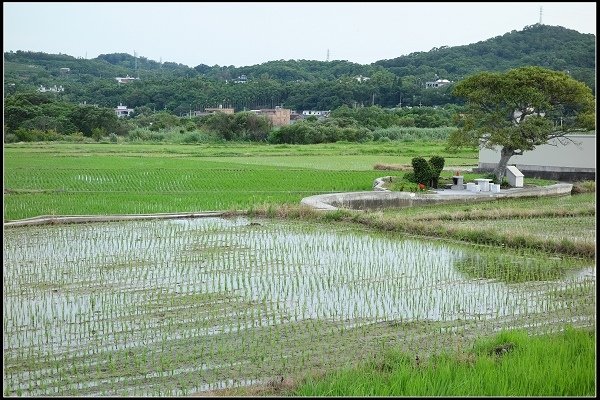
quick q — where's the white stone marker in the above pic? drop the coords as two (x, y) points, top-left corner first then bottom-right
(506, 166), (524, 187)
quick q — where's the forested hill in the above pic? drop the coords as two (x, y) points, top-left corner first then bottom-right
(3, 24), (595, 111)
(373, 24), (595, 88)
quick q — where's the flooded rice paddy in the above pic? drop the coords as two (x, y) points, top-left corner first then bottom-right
(3, 217), (595, 396)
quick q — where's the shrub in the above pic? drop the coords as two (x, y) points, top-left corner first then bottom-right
(411, 157), (432, 187)
(182, 132), (202, 143)
(404, 171), (416, 183)
(428, 156), (445, 188)
(4, 133), (18, 143)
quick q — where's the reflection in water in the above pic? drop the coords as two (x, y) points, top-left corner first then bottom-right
(3, 217), (595, 395)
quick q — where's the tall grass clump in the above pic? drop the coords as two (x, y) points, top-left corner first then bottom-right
(571, 180), (596, 194)
(293, 327), (595, 397)
(371, 126), (455, 142)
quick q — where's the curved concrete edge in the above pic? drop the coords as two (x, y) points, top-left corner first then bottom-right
(373, 176), (392, 192)
(4, 211), (228, 228)
(300, 183), (574, 211)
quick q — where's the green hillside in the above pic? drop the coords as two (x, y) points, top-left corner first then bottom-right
(3, 24), (595, 112)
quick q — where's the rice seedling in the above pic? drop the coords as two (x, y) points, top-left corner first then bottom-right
(3, 216), (594, 395)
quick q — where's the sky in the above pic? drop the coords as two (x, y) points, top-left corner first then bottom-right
(3, 2), (596, 68)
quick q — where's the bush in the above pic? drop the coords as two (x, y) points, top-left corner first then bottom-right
(428, 156), (445, 188)
(181, 132), (206, 143)
(91, 127), (106, 142)
(13, 128), (63, 142)
(411, 157), (432, 187)
(4, 133), (18, 143)
(404, 171), (416, 183)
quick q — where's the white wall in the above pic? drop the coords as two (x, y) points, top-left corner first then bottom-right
(479, 134), (596, 171)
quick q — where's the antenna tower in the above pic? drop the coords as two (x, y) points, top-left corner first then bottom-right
(326, 49), (330, 62)
(539, 6), (543, 24)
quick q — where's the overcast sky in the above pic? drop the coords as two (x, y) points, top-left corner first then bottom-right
(3, 2), (596, 68)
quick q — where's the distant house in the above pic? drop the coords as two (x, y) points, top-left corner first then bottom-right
(302, 110), (331, 118)
(251, 107), (291, 126)
(192, 106), (235, 116)
(290, 111), (303, 124)
(355, 75), (370, 82)
(233, 75), (248, 84)
(38, 85), (64, 93)
(114, 103), (134, 118)
(477, 133), (596, 181)
(115, 75), (138, 84)
(59, 67), (70, 74)
(425, 78), (451, 88)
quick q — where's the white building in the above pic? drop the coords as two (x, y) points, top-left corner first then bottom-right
(478, 133), (595, 181)
(233, 75), (248, 84)
(115, 75), (139, 84)
(302, 110), (331, 117)
(114, 103), (134, 118)
(38, 85), (64, 93)
(425, 79), (451, 88)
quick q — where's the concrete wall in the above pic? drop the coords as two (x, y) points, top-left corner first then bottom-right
(300, 184), (574, 211)
(478, 134), (596, 181)
(256, 108), (291, 126)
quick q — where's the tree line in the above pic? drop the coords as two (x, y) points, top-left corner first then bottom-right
(4, 25), (594, 114)
(3, 91), (460, 144)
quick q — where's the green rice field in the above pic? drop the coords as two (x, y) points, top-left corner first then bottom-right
(3, 142), (475, 221)
(3, 217), (595, 396)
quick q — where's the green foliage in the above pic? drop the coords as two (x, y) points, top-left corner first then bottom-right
(454, 252), (571, 282)
(13, 128), (64, 142)
(196, 112), (271, 141)
(268, 120), (373, 144)
(428, 156), (445, 188)
(411, 157), (432, 186)
(91, 127), (106, 142)
(4, 25), (594, 116)
(372, 126), (455, 141)
(452, 66), (595, 150)
(374, 24), (595, 91)
(331, 105), (458, 130)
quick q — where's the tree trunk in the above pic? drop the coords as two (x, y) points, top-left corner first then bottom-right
(493, 147), (515, 184)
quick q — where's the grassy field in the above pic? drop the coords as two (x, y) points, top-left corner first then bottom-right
(291, 327), (595, 396)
